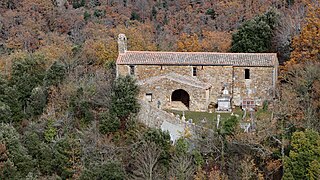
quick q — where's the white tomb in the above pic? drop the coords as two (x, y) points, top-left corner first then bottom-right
(217, 88), (231, 112)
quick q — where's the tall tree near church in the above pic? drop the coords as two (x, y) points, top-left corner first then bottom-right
(230, 9), (279, 53)
(100, 75), (139, 133)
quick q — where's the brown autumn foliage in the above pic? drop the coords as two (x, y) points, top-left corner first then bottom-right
(0, 1), (319, 179)
(288, 5), (320, 65)
(201, 30), (232, 52)
(177, 33), (201, 52)
(0, 0), (315, 65)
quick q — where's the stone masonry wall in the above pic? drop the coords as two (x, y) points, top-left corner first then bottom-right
(137, 100), (205, 134)
(233, 67), (274, 106)
(117, 64), (275, 110)
(139, 77), (209, 111)
(197, 66), (233, 103)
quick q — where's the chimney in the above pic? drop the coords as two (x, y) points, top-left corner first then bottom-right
(118, 34), (127, 54)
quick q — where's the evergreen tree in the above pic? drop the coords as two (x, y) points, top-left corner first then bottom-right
(284, 130), (320, 179)
(27, 86), (47, 117)
(231, 9), (279, 53)
(23, 129), (55, 175)
(0, 101), (12, 123)
(100, 75), (139, 133)
(9, 55), (46, 116)
(0, 124), (34, 178)
(0, 76), (12, 123)
(44, 61), (66, 87)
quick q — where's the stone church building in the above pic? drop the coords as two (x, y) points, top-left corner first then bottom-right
(116, 34), (278, 112)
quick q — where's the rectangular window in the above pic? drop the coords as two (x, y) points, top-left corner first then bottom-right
(146, 93), (152, 102)
(245, 69), (250, 79)
(192, 67), (197, 76)
(129, 65), (135, 75)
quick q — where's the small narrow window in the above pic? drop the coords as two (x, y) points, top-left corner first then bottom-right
(192, 67), (197, 76)
(160, 66), (163, 70)
(129, 65), (135, 75)
(146, 93), (152, 102)
(245, 69), (250, 79)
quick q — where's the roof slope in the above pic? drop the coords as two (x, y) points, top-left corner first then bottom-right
(137, 72), (211, 89)
(117, 51), (278, 67)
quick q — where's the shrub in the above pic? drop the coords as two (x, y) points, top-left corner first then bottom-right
(80, 161), (125, 180)
(221, 115), (239, 136)
(99, 113), (120, 134)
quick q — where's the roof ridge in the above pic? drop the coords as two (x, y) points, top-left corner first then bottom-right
(126, 51), (277, 55)
(117, 51), (278, 66)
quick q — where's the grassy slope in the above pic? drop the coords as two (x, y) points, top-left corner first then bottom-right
(167, 107), (272, 129)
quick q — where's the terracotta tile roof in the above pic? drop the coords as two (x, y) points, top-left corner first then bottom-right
(117, 51), (278, 67)
(138, 72), (211, 89)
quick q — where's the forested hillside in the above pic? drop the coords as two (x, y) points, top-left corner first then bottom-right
(0, 0), (319, 179)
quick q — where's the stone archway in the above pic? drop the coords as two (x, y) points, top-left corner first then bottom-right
(171, 89), (190, 109)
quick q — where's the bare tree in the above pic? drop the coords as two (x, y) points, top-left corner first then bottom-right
(132, 141), (163, 180)
(277, 62), (320, 131)
(168, 154), (195, 180)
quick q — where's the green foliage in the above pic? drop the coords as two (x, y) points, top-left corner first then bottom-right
(72, 0), (85, 8)
(80, 161), (125, 180)
(0, 75), (8, 101)
(283, 130), (320, 180)
(130, 11), (141, 21)
(221, 115), (239, 136)
(0, 160), (18, 179)
(175, 138), (189, 155)
(143, 128), (171, 150)
(99, 113), (120, 134)
(143, 128), (172, 168)
(286, 0), (295, 6)
(0, 124), (34, 178)
(231, 9), (279, 53)
(44, 61), (66, 87)
(307, 160), (320, 180)
(84, 11), (91, 21)
(0, 76), (22, 122)
(89, 0), (101, 7)
(23, 130), (55, 175)
(9, 54), (47, 119)
(263, 100), (269, 111)
(105, 60), (116, 70)
(107, 75), (139, 131)
(110, 75), (140, 119)
(0, 101), (12, 123)
(27, 86), (47, 117)
(151, 6), (157, 19)
(205, 8), (216, 19)
(45, 136), (81, 179)
(93, 9), (106, 18)
(44, 120), (57, 142)
(192, 150), (204, 167)
(23, 122), (81, 179)
(69, 88), (94, 124)
(78, 100), (94, 123)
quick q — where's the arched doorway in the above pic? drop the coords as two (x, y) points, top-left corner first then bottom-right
(171, 89), (190, 108)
